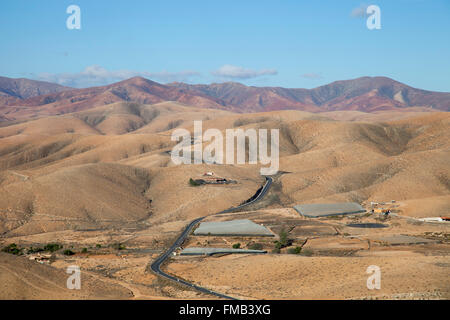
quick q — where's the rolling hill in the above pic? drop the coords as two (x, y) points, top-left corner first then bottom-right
(0, 77), (227, 121)
(0, 101), (448, 238)
(0, 76), (448, 122)
(169, 76), (450, 112)
(0, 100), (448, 300)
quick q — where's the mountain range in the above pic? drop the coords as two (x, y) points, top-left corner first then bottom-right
(0, 75), (448, 121)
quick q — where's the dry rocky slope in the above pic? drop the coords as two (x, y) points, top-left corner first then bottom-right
(0, 98), (448, 299)
(0, 76), (69, 100)
(0, 102), (448, 235)
(0, 76), (70, 112)
(0, 252), (132, 299)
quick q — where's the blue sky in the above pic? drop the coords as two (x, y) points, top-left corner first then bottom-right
(1, 0), (449, 91)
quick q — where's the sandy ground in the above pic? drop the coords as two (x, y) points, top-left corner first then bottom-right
(167, 249), (449, 299)
(0, 252), (133, 299)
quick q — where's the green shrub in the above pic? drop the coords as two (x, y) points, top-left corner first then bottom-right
(232, 243), (241, 249)
(2, 243), (23, 255)
(274, 241), (283, 250)
(96, 244), (102, 248)
(112, 243), (126, 250)
(271, 248), (281, 254)
(287, 246), (302, 254)
(81, 248), (88, 253)
(300, 249), (313, 256)
(277, 229), (291, 248)
(248, 243), (263, 250)
(44, 243), (62, 252)
(63, 249), (75, 256)
(189, 178), (200, 186)
(27, 246), (44, 254)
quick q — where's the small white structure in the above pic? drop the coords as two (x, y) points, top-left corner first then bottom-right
(418, 217), (444, 222)
(204, 172), (214, 176)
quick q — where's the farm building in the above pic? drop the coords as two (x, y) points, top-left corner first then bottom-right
(293, 202), (365, 218)
(194, 219), (274, 237)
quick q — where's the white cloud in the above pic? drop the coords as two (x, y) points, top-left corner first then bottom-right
(350, 4), (368, 18)
(211, 65), (277, 79)
(301, 73), (323, 79)
(35, 65), (201, 87)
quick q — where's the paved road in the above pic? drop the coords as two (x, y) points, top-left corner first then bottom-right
(149, 176), (273, 300)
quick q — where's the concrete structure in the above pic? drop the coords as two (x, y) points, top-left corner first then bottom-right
(293, 202), (365, 218)
(369, 235), (437, 245)
(194, 219), (274, 237)
(180, 247), (266, 256)
(418, 217), (449, 223)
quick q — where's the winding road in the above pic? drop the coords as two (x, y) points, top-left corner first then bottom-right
(149, 176), (273, 300)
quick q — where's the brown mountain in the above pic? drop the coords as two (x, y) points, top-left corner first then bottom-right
(0, 76), (69, 100)
(0, 76), (448, 121)
(0, 76), (229, 121)
(168, 81), (320, 113)
(169, 77), (450, 112)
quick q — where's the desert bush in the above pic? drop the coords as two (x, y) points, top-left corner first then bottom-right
(274, 241), (282, 250)
(279, 229), (289, 246)
(112, 243), (126, 250)
(287, 246), (302, 254)
(248, 243), (263, 250)
(300, 249), (313, 256)
(274, 228), (291, 250)
(232, 243), (241, 249)
(189, 178), (201, 186)
(27, 246), (44, 254)
(2, 243), (23, 255)
(63, 249), (75, 256)
(44, 243), (62, 252)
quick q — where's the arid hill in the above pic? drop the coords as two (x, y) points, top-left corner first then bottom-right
(169, 76), (450, 112)
(0, 99), (448, 300)
(0, 252), (132, 299)
(0, 77), (227, 121)
(1, 76), (448, 122)
(0, 101), (448, 238)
